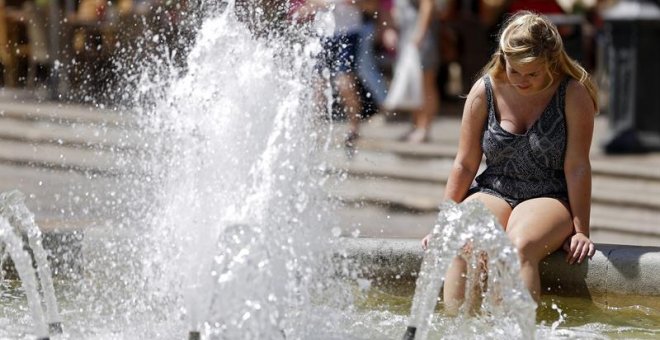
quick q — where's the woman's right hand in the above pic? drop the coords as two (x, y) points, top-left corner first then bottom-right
(562, 232), (595, 264)
(421, 233), (432, 250)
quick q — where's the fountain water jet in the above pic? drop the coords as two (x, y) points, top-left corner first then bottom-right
(126, 1), (347, 338)
(0, 190), (63, 339)
(403, 201), (537, 340)
(0, 190), (63, 335)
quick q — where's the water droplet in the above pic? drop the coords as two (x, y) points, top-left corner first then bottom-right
(357, 278), (371, 292)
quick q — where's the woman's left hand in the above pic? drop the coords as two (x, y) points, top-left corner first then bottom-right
(562, 232), (595, 265)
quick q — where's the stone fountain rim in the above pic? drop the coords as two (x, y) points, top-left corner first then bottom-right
(337, 237), (660, 299)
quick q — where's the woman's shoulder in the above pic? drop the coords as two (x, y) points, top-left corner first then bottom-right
(469, 74), (501, 99)
(465, 77), (489, 111)
(563, 77), (597, 131)
(468, 76), (487, 95)
(565, 77), (588, 94)
(564, 77), (596, 113)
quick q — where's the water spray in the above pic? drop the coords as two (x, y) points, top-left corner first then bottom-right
(0, 216), (49, 339)
(0, 190), (63, 337)
(401, 201), (537, 340)
(401, 202), (456, 340)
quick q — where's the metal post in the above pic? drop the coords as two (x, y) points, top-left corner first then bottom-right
(47, 0), (62, 99)
(602, 0), (660, 153)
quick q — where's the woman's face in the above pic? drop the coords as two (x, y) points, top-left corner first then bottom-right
(504, 57), (551, 95)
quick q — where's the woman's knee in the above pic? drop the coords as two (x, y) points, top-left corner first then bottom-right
(506, 231), (542, 265)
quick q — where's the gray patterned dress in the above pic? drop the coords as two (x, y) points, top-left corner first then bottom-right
(467, 75), (570, 207)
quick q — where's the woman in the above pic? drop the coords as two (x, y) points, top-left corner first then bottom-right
(422, 11), (597, 313)
(395, 0), (441, 143)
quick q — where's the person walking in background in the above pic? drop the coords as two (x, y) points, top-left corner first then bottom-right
(356, 0), (396, 117)
(392, 0), (440, 143)
(422, 11), (597, 312)
(292, 0), (364, 150)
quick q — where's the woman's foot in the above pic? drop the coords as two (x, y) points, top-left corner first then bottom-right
(344, 131), (359, 158)
(398, 128), (415, 142)
(344, 131), (359, 147)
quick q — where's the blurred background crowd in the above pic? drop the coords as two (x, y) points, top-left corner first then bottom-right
(0, 0), (193, 102)
(0, 0), (658, 152)
(288, 0), (660, 153)
(290, 0), (611, 145)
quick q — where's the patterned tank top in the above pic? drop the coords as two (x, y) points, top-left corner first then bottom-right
(472, 75), (570, 206)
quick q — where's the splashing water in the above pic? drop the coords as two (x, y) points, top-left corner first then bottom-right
(117, 2), (347, 339)
(0, 220), (48, 338)
(404, 201), (537, 340)
(0, 190), (63, 335)
(550, 303), (566, 331)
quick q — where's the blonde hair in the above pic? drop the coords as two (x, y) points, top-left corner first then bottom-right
(480, 11), (598, 111)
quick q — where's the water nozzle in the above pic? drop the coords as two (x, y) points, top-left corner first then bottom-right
(402, 326), (416, 340)
(48, 322), (63, 334)
(188, 331), (201, 340)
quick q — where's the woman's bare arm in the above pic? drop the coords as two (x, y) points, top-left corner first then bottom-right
(563, 79), (597, 264)
(443, 79), (489, 202)
(423, 78), (488, 249)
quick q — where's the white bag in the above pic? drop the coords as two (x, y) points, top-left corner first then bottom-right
(384, 43), (423, 111)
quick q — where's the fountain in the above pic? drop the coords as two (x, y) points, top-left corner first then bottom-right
(0, 1), (658, 339)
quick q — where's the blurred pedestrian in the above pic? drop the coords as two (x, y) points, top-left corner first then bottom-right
(356, 0), (396, 114)
(391, 0), (440, 143)
(293, 0), (364, 151)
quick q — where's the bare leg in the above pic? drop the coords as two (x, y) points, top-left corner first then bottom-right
(506, 198), (574, 301)
(313, 72), (331, 119)
(443, 255), (468, 315)
(416, 70), (439, 133)
(335, 72), (362, 137)
(442, 193), (511, 314)
(407, 70), (439, 143)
